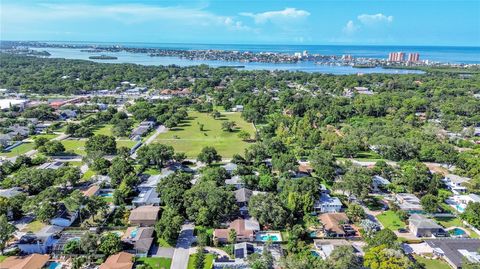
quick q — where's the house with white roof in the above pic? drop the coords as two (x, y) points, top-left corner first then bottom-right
(314, 193), (343, 213)
(443, 174), (470, 194)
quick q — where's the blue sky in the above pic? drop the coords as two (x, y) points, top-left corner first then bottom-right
(1, 0), (479, 46)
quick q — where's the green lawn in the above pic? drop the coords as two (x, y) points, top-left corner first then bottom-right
(187, 254), (215, 269)
(136, 257), (172, 269)
(414, 255), (450, 269)
(22, 220), (45, 233)
(376, 210), (406, 230)
(155, 111), (255, 158)
(93, 124), (114, 136)
(30, 134), (58, 140)
(0, 142), (34, 157)
(81, 169), (95, 181)
(0, 256), (7, 262)
(435, 217), (479, 238)
(61, 139), (137, 155)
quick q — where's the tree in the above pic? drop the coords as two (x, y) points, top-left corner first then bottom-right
(194, 246), (206, 269)
(99, 233), (122, 257)
(364, 245), (413, 269)
(345, 204), (366, 223)
(221, 121), (236, 132)
(309, 149), (336, 184)
(228, 229), (237, 254)
(79, 232), (99, 255)
(327, 245), (362, 269)
(63, 239), (81, 254)
(155, 206), (184, 244)
(184, 181), (238, 226)
(108, 157), (134, 187)
(238, 130), (251, 141)
(91, 157), (111, 175)
(38, 140), (65, 155)
(366, 229), (398, 249)
(157, 172), (192, 213)
(197, 146), (221, 165)
(0, 215), (16, 254)
(85, 135), (117, 155)
(420, 194), (439, 214)
(336, 166), (371, 202)
(200, 166), (229, 186)
(33, 137), (49, 149)
(173, 152), (187, 163)
(248, 193), (288, 229)
(137, 144), (175, 169)
(399, 161), (434, 193)
(271, 153), (298, 173)
(461, 202), (480, 229)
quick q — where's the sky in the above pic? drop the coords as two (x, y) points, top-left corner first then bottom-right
(1, 0), (479, 46)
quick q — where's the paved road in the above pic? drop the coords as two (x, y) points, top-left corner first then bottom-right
(130, 125), (166, 159)
(171, 223), (195, 269)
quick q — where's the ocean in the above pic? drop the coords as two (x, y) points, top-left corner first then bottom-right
(30, 42), (480, 74)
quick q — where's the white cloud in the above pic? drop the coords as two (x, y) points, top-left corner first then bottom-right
(1, 3), (251, 31)
(357, 13), (393, 26)
(240, 8), (310, 24)
(342, 20), (359, 34)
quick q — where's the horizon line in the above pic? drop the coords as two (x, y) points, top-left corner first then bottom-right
(2, 39), (480, 48)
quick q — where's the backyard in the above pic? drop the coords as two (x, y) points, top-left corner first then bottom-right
(376, 210), (406, 230)
(414, 255), (450, 269)
(187, 253), (215, 269)
(154, 111), (255, 158)
(136, 257), (172, 269)
(0, 142), (34, 157)
(61, 139), (137, 155)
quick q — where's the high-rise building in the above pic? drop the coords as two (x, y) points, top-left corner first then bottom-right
(408, 53), (420, 62)
(388, 52), (406, 62)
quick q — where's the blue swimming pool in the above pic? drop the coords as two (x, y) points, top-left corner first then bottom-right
(100, 192), (113, 197)
(452, 228), (466, 236)
(48, 262), (62, 269)
(255, 232), (282, 242)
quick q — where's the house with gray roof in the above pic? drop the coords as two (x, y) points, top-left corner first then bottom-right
(17, 225), (63, 254)
(408, 214), (446, 237)
(132, 188), (160, 208)
(425, 239), (480, 268)
(0, 187), (22, 198)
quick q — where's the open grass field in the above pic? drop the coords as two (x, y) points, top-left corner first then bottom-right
(0, 142), (34, 157)
(187, 253), (214, 269)
(93, 124), (114, 136)
(376, 210), (406, 230)
(61, 139), (137, 155)
(414, 255), (450, 269)
(136, 257), (172, 269)
(155, 111), (255, 158)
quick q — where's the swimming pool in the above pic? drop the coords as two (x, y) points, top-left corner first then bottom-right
(452, 228), (466, 236)
(100, 192), (113, 197)
(255, 232), (282, 242)
(48, 262), (62, 269)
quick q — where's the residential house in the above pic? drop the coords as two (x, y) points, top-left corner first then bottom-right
(37, 161), (64, 170)
(0, 254), (50, 269)
(59, 109), (77, 120)
(314, 193), (343, 213)
(99, 251), (134, 269)
(17, 225), (63, 254)
(213, 218), (260, 243)
(395, 193), (423, 214)
(0, 134), (12, 147)
(372, 175), (391, 193)
(425, 239), (480, 269)
(122, 227), (154, 257)
(128, 205), (160, 226)
(138, 170), (174, 190)
(129, 121), (155, 140)
(231, 105), (244, 112)
(450, 194), (480, 213)
(234, 188), (253, 216)
(222, 162), (238, 175)
(408, 214), (446, 237)
(132, 188), (160, 207)
(313, 239), (363, 260)
(443, 174), (470, 195)
(234, 242), (256, 259)
(319, 213), (355, 237)
(82, 185), (100, 198)
(0, 187), (22, 198)
(225, 175), (245, 189)
(50, 204), (79, 227)
(8, 124), (30, 138)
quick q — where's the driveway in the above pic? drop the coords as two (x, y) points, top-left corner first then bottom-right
(131, 125), (166, 158)
(171, 223), (195, 269)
